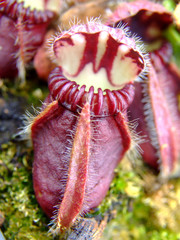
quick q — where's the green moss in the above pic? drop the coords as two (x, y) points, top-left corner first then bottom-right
(0, 143), (53, 240)
(98, 157), (180, 240)
(1, 74), (49, 106)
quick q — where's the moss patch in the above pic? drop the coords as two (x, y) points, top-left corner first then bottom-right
(0, 142), (54, 240)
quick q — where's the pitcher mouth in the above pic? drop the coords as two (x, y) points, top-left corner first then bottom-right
(48, 66), (135, 116)
(49, 21), (148, 115)
(0, 0), (55, 23)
